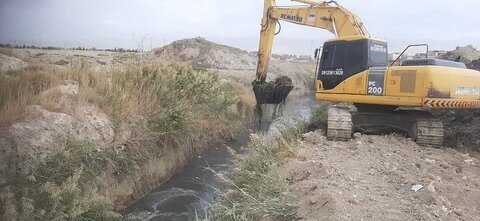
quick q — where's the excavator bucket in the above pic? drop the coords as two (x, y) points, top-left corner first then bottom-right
(252, 76), (294, 104)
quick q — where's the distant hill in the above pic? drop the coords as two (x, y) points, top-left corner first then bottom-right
(152, 37), (256, 70)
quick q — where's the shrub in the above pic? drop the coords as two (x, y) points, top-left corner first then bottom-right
(307, 102), (329, 131)
(208, 124), (307, 220)
(4, 141), (121, 221)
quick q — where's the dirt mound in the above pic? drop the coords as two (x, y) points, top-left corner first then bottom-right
(0, 81), (115, 174)
(433, 109), (480, 150)
(438, 45), (480, 64)
(152, 37), (256, 69)
(467, 59), (480, 70)
(280, 131), (480, 220)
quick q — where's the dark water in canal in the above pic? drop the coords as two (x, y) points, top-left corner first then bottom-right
(124, 97), (316, 220)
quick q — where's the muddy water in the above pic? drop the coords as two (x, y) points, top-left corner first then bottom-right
(125, 97), (316, 220)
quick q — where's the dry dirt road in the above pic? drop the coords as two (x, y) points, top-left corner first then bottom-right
(279, 131), (480, 221)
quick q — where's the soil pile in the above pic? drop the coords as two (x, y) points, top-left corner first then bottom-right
(280, 131), (480, 220)
(433, 109), (480, 150)
(152, 37), (256, 69)
(467, 59), (480, 70)
(438, 45), (480, 64)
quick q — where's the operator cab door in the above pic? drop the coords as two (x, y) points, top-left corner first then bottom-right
(318, 42), (349, 90)
(318, 40), (370, 90)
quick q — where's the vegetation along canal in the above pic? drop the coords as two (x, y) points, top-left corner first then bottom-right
(124, 97), (316, 220)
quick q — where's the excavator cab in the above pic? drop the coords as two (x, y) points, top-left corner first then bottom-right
(317, 37), (388, 90)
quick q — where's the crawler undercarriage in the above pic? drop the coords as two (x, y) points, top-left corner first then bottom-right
(327, 105), (444, 147)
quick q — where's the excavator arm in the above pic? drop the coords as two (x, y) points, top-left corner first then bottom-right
(255, 0), (369, 82)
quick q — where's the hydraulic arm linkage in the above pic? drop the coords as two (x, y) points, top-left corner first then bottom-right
(253, 0), (369, 104)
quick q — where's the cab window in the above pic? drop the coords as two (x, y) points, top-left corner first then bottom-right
(321, 42), (347, 69)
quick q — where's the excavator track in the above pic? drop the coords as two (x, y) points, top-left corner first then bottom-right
(407, 111), (444, 147)
(327, 106), (444, 147)
(327, 107), (352, 141)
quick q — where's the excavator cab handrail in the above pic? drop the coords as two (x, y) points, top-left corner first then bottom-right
(390, 44), (429, 66)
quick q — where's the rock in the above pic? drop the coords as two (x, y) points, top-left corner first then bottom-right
(302, 131), (314, 139)
(250, 133), (260, 142)
(453, 208), (463, 216)
(353, 132), (362, 139)
(309, 196), (318, 205)
(1, 81), (115, 173)
(424, 158), (436, 164)
(70, 105), (115, 146)
(441, 205), (451, 214)
(427, 181), (436, 194)
(455, 167), (463, 173)
(411, 184), (424, 192)
(439, 163), (449, 169)
(9, 105), (75, 173)
(415, 163), (421, 169)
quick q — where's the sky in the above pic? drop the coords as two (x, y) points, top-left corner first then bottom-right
(1, 0), (480, 55)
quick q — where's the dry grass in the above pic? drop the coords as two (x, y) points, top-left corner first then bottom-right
(207, 124), (307, 221)
(231, 81), (256, 118)
(0, 66), (61, 127)
(0, 48), (17, 58)
(0, 63), (241, 130)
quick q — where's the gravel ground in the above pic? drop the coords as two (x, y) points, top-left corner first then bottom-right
(278, 131), (480, 221)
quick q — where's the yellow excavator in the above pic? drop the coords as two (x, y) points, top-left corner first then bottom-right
(253, 0), (480, 146)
